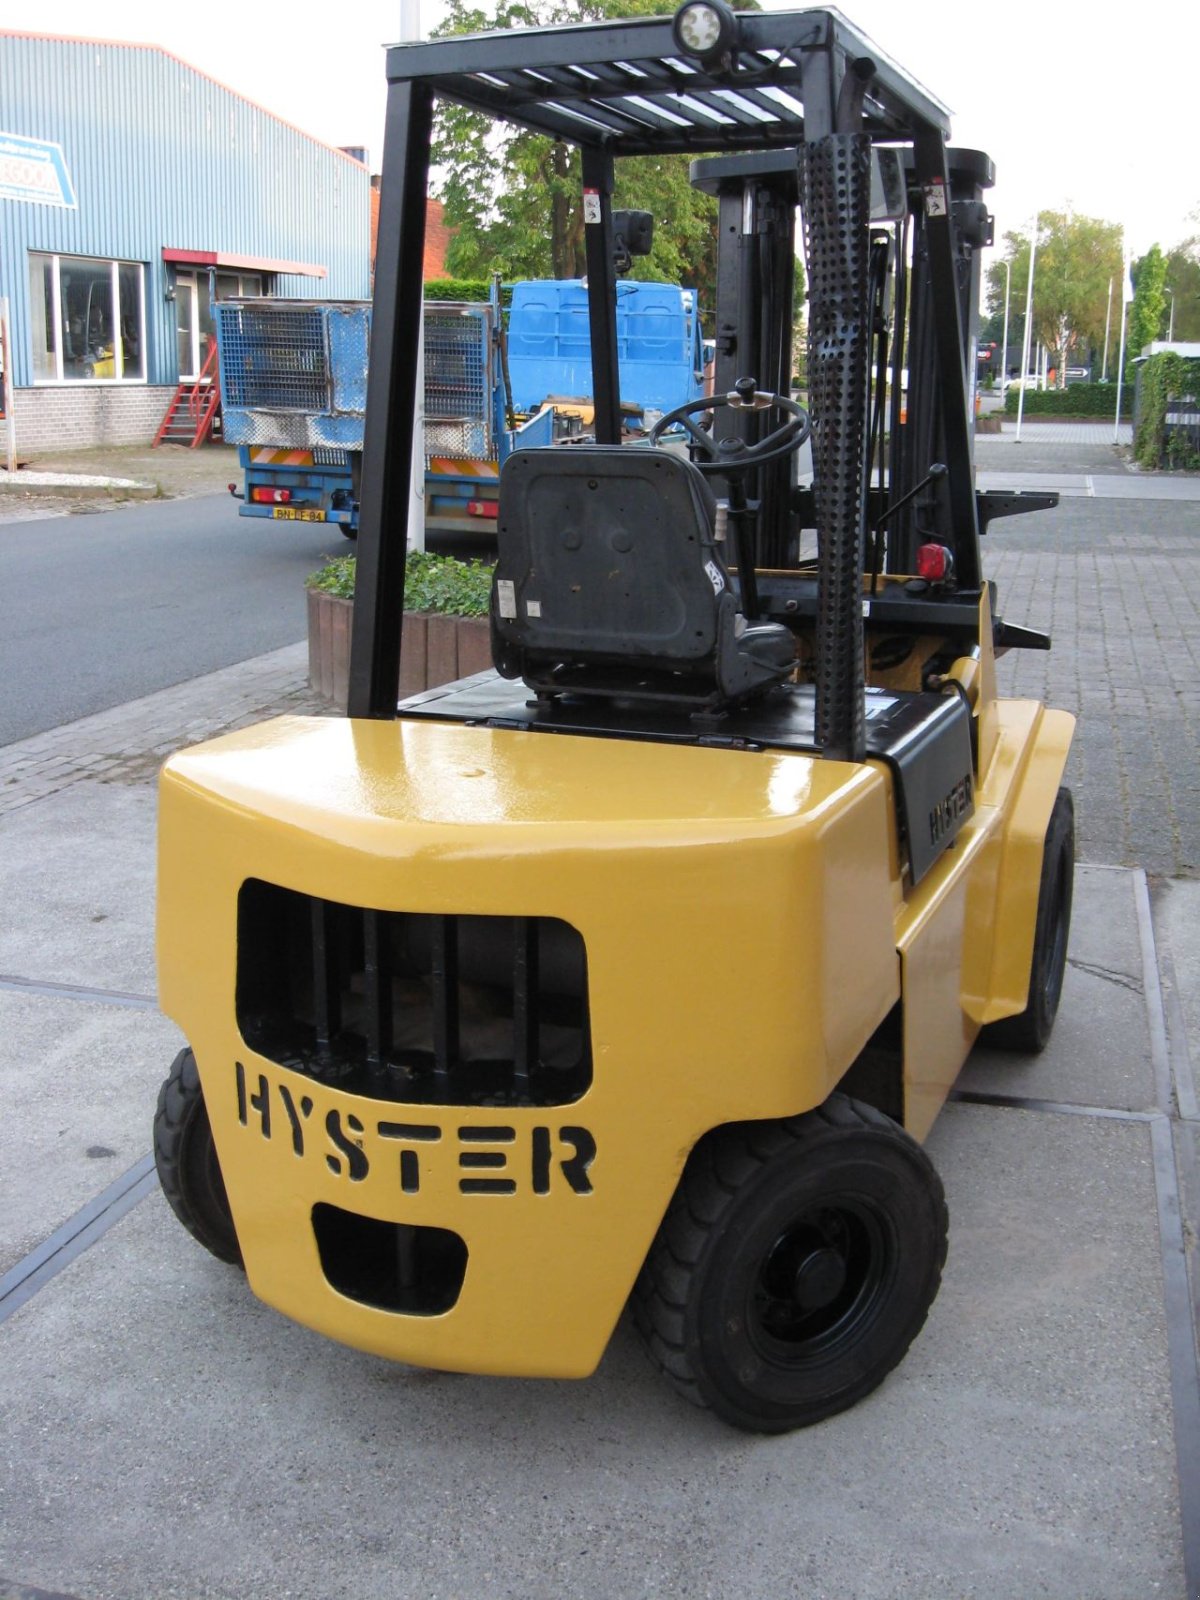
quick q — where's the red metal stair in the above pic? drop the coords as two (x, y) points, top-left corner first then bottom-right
(154, 340), (221, 448)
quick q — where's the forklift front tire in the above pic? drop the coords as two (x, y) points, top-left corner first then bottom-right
(633, 1095), (948, 1433)
(983, 786), (1075, 1054)
(153, 1048), (242, 1267)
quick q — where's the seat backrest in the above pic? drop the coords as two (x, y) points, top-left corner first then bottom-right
(492, 445), (726, 675)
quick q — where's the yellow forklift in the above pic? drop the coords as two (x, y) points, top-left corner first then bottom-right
(154, 2), (1074, 1432)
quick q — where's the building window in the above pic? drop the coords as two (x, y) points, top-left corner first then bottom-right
(28, 253), (146, 383)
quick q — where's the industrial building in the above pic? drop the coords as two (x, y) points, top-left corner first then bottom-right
(0, 31), (371, 451)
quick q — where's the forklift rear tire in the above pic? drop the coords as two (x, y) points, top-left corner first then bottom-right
(633, 1095), (947, 1433)
(982, 786), (1074, 1054)
(153, 1048), (242, 1267)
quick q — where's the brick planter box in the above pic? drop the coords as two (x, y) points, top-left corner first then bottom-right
(307, 587), (493, 711)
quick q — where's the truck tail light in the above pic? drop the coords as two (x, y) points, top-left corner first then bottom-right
(467, 500), (498, 518)
(251, 486), (292, 505)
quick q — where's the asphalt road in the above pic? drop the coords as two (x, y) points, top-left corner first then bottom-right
(0, 492), (345, 746)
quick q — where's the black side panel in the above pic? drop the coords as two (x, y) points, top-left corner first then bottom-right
(881, 692), (975, 883)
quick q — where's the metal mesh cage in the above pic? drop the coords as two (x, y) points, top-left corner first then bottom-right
(218, 305), (330, 412)
(423, 309), (493, 460)
(424, 418), (491, 458)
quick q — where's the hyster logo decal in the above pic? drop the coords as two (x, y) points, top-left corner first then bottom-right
(928, 772), (973, 846)
(235, 1063), (595, 1196)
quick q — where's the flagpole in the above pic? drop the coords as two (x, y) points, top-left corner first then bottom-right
(1000, 258), (1011, 399)
(400, 0), (426, 551)
(1015, 214), (1039, 444)
(1101, 277), (1112, 382)
(1114, 244), (1131, 445)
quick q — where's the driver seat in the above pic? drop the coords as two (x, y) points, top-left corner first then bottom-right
(490, 445), (795, 706)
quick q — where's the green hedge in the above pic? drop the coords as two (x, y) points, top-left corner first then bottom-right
(423, 278), (490, 302)
(1135, 353), (1200, 469)
(423, 278), (517, 306)
(306, 551), (495, 617)
(1003, 384), (1132, 418)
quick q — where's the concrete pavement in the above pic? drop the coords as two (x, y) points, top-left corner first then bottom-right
(0, 442), (238, 516)
(978, 470), (1200, 500)
(1, 430), (1198, 1600)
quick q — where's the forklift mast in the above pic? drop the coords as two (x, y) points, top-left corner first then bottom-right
(690, 150), (799, 572)
(889, 147), (994, 576)
(349, 6), (999, 763)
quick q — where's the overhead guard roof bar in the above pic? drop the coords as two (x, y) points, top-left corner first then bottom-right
(381, 9), (951, 155)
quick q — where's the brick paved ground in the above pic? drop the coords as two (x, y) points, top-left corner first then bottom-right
(982, 420), (1133, 449)
(0, 644), (329, 819)
(985, 494), (1200, 877)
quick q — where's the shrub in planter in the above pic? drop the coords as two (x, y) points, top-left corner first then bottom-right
(305, 550), (496, 707)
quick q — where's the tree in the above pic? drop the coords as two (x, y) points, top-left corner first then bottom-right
(1163, 223), (1200, 343)
(986, 212), (1123, 385)
(1128, 244), (1167, 361)
(430, 0), (731, 313)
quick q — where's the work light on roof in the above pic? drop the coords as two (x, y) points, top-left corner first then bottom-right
(672, 0), (738, 60)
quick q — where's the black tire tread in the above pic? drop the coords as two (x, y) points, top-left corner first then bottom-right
(153, 1047), (242, 1266)
(634, 1094), (948, 1430)
(984, 786), (1075, 1054)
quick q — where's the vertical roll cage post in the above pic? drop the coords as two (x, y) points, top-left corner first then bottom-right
(347, 7), (985, 757)
(349, 79), (435, 719)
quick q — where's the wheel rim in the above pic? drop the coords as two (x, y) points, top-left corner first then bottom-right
(747, 1197), (894, 1364)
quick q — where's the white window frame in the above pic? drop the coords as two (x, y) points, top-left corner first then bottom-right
(29, 252), (147, 385)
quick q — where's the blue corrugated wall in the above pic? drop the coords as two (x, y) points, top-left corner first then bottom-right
(0, 32), (372, 387)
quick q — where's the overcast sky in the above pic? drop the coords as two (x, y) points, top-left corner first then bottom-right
(24, 0), (1200, 258)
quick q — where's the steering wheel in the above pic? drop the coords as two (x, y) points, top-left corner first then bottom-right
(647, 376), (811, 475)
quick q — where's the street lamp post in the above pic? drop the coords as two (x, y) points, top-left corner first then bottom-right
(1165, 288), (1175, 343)
(1000, 258), (1011, 396)
(1114, 242), (1132, 446)
(1015, 215), (1039, 444)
